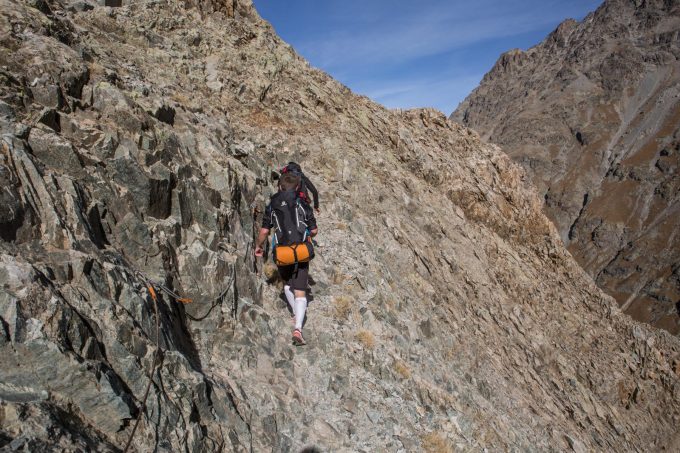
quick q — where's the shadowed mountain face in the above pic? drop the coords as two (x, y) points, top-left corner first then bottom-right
(1, 0), (679, 451)
(452, 0), (680, 335)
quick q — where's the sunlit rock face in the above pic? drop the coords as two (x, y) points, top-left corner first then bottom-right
(1, 0), (679, 451)
(452, 0), (680, 335)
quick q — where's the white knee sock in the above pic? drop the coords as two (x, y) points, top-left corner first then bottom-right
(284, 285), (295, 313)
(294, 297), (307, 331)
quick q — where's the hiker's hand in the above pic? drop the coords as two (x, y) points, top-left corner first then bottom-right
(254, 246), (264, 257)
(315, 207), (320, 213)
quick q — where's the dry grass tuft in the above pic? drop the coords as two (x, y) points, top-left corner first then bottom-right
(333, 295), (352, 319)
(171, 91), (192, 106)
(384, 296), (397, 310)
(331, 267), (349, 285)
(394, 359), (411, 379)
(263, 261), (279, 281)
(421, 432), (453, 453)
(445, 343), (463, 361)
(355, 330), (375, 349)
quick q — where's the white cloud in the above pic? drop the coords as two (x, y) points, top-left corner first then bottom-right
(300, 0), (599, 70)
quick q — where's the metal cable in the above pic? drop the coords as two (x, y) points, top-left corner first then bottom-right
(122, 282), (161, 453)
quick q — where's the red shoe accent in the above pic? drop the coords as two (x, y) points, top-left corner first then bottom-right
(292, 329), (306, 346)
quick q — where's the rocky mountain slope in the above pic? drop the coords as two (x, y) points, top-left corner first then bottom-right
(1, 0), (679, 451)
(452, 0), (680, 334)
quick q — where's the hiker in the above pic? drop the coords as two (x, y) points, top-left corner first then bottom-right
(280, 161), (320, 212)
(255, 172), (318, 345)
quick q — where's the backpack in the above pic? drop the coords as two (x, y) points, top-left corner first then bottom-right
(269, 190), (314, 266)
(281, 162), (311, 204)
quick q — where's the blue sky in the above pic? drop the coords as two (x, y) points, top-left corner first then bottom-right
(253, 0), (602, 114)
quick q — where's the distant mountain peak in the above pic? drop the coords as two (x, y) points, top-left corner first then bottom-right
(452, 0), (680, 334)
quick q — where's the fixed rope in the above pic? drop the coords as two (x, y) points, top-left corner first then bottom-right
(111, 256), (235, 452)
(122, 281), (161, 453)
(130, 267), (237, 321)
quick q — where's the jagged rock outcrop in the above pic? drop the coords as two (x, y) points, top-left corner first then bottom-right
(452, 0), (680, 334)
(1, 0), (679, 451)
